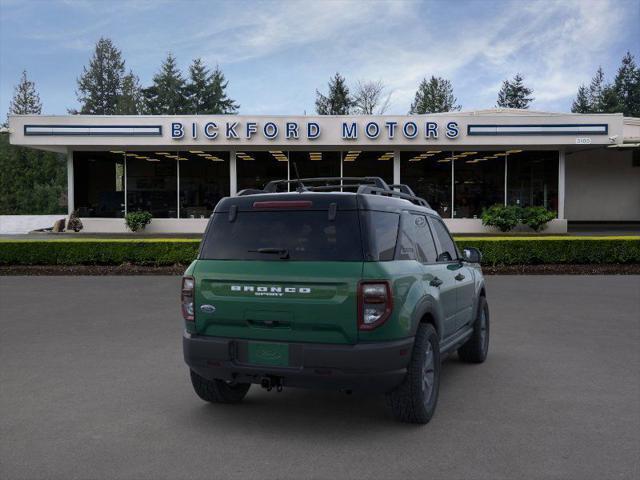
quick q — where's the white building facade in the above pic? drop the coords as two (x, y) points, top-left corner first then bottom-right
(8, 109), (640, 233)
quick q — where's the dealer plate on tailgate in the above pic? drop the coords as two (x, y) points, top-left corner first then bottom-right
(248, 342), (289, 367)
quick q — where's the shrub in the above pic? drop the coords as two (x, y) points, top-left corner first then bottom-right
(481, 205), (520, 232)
(521, 206), (556, 232)
(67, 210), (83, 232)
(125, 211), (153, 232)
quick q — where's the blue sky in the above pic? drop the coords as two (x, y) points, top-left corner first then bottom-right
(1, 0), (638, 117)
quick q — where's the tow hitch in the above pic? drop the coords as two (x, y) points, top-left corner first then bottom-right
(260, 376), (284, 392)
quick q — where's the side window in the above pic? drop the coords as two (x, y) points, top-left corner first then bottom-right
(396, 227), (416, 260)
(429, 217), (458, 262)
(411, 214), (438, 263)
(363, 211), (400, 261)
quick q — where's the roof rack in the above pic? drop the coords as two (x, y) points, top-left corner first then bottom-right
(263, 177), (388, 192)
(240, 176), (431, 208)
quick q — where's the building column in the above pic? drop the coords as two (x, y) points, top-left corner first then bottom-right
(230, 150), (237, 196)
(393, 150), (400, 185)
(66, 149), (74, 216)
(504, 154), (508, 206)
(176, 159), (180, 219)
(558, 149), (566, 219)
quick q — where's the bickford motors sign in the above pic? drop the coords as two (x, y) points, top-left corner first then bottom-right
(171, 119), (461, 141)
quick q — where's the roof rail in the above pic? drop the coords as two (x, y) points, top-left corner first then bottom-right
(389, 184), (417, 196)
(263, 176), (389, 193)
(357, 185), (431, 208)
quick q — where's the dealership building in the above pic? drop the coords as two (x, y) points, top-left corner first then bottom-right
(8, 109), (640, 233)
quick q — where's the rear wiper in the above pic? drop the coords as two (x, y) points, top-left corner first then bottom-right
(248, 247), (290, 259)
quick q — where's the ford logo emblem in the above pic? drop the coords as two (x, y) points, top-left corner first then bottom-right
(200, 304), (216, 314)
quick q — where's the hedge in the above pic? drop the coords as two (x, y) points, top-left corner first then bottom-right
(0, 237), (639, 266)
(456, 236), (640, 266)
(0, 239), (201, 266)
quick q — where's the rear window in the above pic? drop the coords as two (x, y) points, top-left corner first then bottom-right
(200, 210), (363, 261)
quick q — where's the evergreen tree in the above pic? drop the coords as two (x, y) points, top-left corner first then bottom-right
(75, 37), (126, 114)
(143, 53), (188, 114)
(587, 67), (607, 112)
(0, 135), (66, 214)
(116, 71), (144, 115)
(409, 76), (460, 114)
(1, 72), (65, 214)
(496, 73), (534, 109)
(613, 51), (640, 117)
(185, 59), (239, 114)
(571, 85), (591, 113)
(315, 73), (353, 115)
(8, 70), (42, 116)
(207, 65), (239, 114)
(186, 58), (209, 114)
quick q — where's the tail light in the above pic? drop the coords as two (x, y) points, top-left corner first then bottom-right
(358, 281), (393, 330)
(181, 276), (195, 322)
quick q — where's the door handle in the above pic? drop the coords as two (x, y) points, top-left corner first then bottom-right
(429, 277), (443, 287)
(455, 273), (465, 281)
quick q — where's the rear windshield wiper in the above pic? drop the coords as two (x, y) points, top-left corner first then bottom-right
(248, 247), (290, 259)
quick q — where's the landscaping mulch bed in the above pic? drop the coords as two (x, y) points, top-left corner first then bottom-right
(1, 264), (639, 276)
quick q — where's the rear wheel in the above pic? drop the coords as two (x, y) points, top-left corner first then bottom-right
(386, 323), (440, 424)
(458, 296), (490, 363)
(189, 370), (251, 404)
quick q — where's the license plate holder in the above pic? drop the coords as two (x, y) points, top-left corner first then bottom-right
(247, 342), (289, 367)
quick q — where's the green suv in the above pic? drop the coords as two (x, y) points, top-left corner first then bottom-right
(182, 177), (489, 424)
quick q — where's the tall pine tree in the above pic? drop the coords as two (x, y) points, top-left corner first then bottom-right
(1, 72), (66, 215)
(409, 76), (460, 114)
(143, 53), (188, 114)
(571, 85), (591, 113)
(75, 38), (126, 114)
(116, 71), (144, 115)
(496, 74), (534, 109)
(186, 58), (209, 114)
(8, 70), (42, 117)
(185, 59), (239, 114)
(207, 65), (239, 114)
(587, 67), (607, 112)
(613, 51), (640, 117)
(315, 73), (353, 115)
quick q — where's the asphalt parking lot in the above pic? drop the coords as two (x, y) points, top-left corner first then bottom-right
(1, 275), (638, 480)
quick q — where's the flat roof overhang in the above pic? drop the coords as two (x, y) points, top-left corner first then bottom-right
(7, 112), (628, 153)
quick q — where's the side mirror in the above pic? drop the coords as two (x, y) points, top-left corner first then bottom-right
(462, 247), (482, 264)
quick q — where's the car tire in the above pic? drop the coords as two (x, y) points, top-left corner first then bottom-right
(458, 296), (490, 363)
(386, 323), (440, 424)
(189, 370), (251, 404)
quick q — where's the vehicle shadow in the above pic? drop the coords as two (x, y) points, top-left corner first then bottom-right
(182, 356), (480, 436)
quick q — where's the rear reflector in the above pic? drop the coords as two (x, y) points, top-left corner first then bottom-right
(253, 200), (313, 209)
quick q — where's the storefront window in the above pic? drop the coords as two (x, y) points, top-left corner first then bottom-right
(289, 151), (341, 181)
(126, 152), (177, 218)
(453, 151), (505, 218)
(507, 150), (558, 213)
(401, 151), (452, 217)
(236, 150), (288, 192)
(342, 150), (394, 186)
(73, 151), (125, 217)
(178, 151), (229, 218)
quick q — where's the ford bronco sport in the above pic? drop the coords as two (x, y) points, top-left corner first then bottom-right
(182, 177), (489, 424)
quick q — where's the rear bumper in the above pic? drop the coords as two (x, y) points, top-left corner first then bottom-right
(183, 333), (414, 393)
